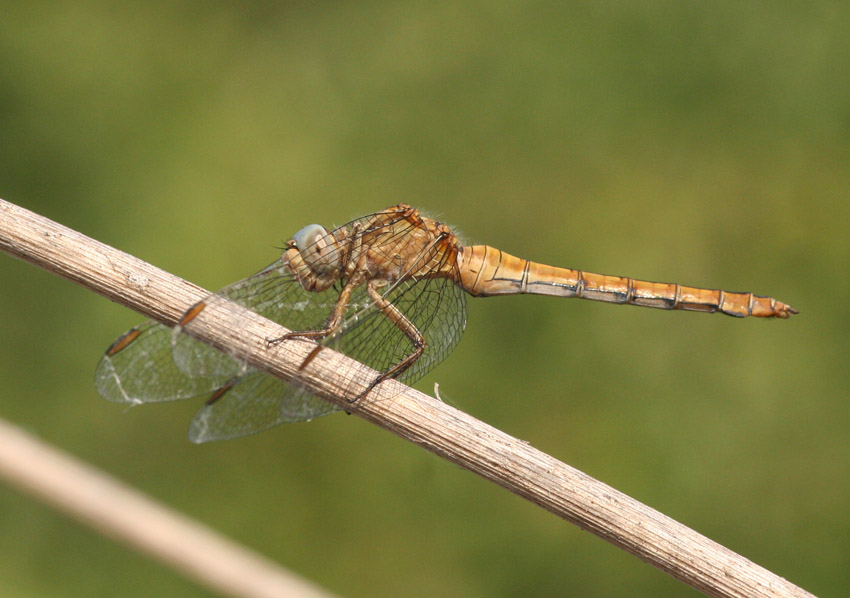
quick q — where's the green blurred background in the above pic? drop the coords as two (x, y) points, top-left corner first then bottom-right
(1, 2), (847, 596)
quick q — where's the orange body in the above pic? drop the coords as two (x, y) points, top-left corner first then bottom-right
(456, 243), (796, 318)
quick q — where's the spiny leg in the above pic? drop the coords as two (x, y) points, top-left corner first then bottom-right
(348, 279), (426, 403)
(267, 275), (361, 356)
(267, 237), (368, 349)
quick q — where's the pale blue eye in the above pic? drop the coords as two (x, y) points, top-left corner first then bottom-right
(291, 223), (340, 273)
(293, 224), (327, 250)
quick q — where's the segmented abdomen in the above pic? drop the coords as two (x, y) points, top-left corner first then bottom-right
(457, 245), (797, 318)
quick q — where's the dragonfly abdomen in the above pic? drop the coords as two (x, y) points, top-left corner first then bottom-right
(457, 245), (797, 318)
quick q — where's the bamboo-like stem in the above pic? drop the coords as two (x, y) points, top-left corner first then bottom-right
(0, 418), (337, 598)
(0, 198), (815, 598)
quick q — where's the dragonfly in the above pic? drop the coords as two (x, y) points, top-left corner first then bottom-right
(96, 204), (797, 443)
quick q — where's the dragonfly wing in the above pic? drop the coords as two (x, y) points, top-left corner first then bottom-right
(95, 319), (234, 404)
(171, 260), (349, 375)
(326, 259), (468, 390)
(187, 371), (340, 443)
(385, 275), (468, 386)
(170, 260), (355, 440)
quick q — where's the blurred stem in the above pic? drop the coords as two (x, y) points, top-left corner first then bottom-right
(0, 418), (338, 598)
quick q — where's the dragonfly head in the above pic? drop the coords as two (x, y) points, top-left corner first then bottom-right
(283, 224), (343, 292)
(293, 224), (342, 273)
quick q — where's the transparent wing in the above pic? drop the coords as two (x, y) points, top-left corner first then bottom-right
(187, 370), (340, 443)
(95, 319), (237, 404)
(96, 205), (468, 443)
(175, 260), (351, 442)
(328, 270), (468, 386)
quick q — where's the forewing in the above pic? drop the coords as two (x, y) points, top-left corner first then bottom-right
(95, 319), (234, 404)
(165, 260), (350, 440)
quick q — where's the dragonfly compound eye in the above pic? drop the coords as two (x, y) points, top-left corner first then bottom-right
(293, 224), (341, 274)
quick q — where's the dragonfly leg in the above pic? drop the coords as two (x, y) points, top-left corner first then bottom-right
(268, 238), (371, 349)
(348, 280), (426, 403)
(267, 277), (360, 349)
